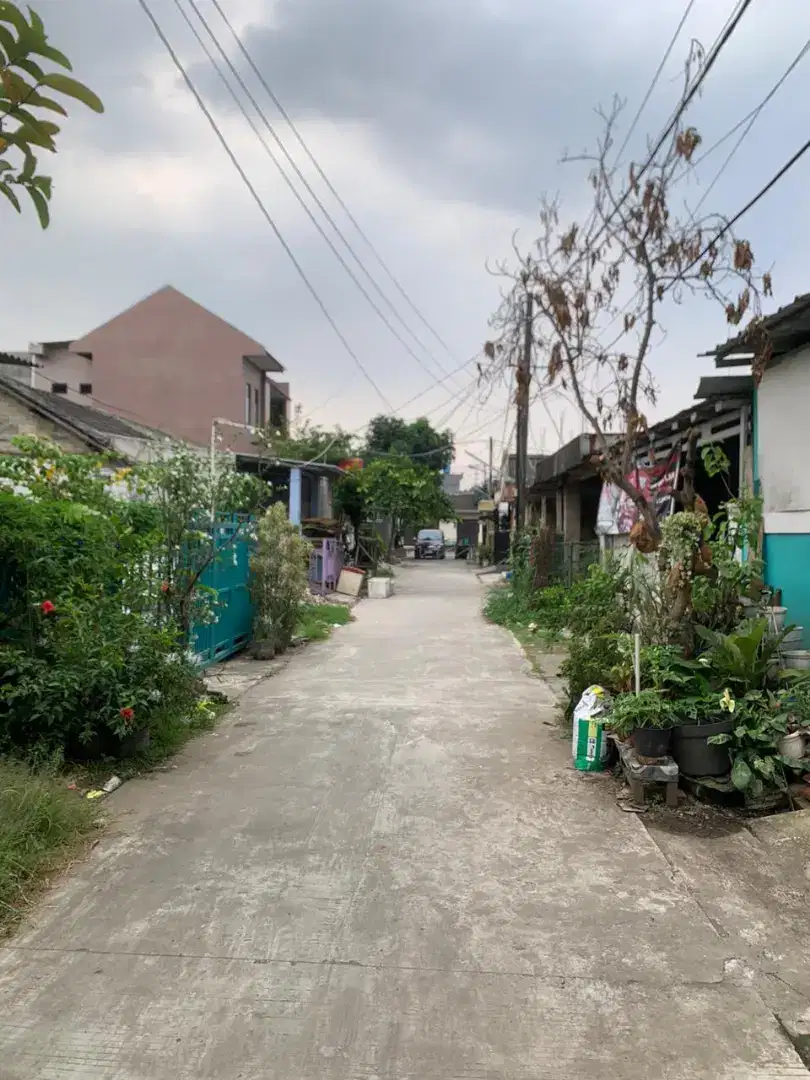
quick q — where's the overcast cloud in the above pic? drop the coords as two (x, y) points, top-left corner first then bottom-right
(2, 0), (810, 479)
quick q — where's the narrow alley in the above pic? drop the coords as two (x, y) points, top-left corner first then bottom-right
(0, 563), (807, 1078)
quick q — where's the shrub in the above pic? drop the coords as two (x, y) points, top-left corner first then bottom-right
(565, 559), (631, 637)
(561, 632), (626, 720)
(0, 593), (198, 759)
(250, 502), (311, 650)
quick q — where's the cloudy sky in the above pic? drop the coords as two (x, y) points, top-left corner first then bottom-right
(3, 0), (809, 483)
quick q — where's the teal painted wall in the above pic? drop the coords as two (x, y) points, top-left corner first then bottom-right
(763, 533), (810, 646)
(755, 384), (810, 644)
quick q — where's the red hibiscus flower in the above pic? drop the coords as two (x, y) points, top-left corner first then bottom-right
(119, 707), (135, 724)
(40, 600), (55, 615)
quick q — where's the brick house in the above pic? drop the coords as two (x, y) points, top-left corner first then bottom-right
(20, 286), (290, 447)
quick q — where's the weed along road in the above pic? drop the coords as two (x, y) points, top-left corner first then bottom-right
(0, 561), (804, 1078)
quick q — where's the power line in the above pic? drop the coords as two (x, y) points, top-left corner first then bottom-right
(684, 133), (810, 277)
(614, 0), (698, 165)
(580, 0), (755, 268)
(607, 130), (810, 338)
(180, 0), (457, 389)
(590, 6), (777, 347)
(390, 356), (482, 417)
(305, 353), (481, 432)
(691, 41), (810, 174)
(430, 378), (481, 428)
(439, 386), (482, 439)
(207, 0), (455, 360)
(136, 0), (393, 411)
(690, 39), (810, 216)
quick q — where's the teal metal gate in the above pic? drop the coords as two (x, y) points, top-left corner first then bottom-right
(190, 515), (254, 667)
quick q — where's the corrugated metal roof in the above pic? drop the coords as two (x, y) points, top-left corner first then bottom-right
(0, 376), (167, 445)
(694, 374), (753, 400)
(0, 351), (35, 368)
(708, 292), (810, 367)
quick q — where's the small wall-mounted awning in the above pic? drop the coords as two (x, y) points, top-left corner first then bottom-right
(243, 352), (284, 374)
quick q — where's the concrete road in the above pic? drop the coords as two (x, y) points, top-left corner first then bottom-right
(0, 562), (805, 1078)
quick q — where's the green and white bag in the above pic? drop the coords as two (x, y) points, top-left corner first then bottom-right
(571, 685), (611, 772)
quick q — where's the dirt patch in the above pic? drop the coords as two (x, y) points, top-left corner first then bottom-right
(644, 799), (749, 839)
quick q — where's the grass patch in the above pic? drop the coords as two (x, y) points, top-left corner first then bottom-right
(484, 582), (566, 641)
(136, 696), (226, 768)
(0, 760), (100, 936)
(296, 602), (353, 642)
(0, 694), (229, 936)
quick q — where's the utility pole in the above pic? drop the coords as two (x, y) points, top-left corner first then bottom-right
(488, 436), (494, 497)
(514, 288), (533, 532)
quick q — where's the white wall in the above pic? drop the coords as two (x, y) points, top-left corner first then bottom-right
(31, 348), (93, 402)
(440, 519), (458, 544)
(757, 345), (810, 530)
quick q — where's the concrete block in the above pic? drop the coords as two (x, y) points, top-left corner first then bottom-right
(368, 576), (394, 599)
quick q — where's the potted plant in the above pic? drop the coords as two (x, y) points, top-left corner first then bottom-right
(771, 683), (810, 760)
(671, 619), (786, 778)
(706, 689), (796, 797)
(672, 689), (736, 777)
(609, 689), (675, 758)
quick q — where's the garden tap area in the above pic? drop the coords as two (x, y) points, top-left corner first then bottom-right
(487, 440), (810, 816)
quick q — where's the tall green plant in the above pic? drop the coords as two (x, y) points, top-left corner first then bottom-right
(135, 444), (265, 634)
(250, 502), (311, 651)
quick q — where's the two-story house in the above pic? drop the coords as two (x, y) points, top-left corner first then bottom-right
(13, 286), (290, 448)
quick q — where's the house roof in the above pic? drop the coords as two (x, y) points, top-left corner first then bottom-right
(70, 286), (284, 373)
(0, 375), (171, 451)
(706, 292), (810, 368)
(0, 351), (35, 368)
(268, 379), (291, 399)
(505, 453), (547, 484)
(694, 374), (754, 400)
(451, 491), (479, 515)
(530, 381), (747, 488)
(532, 434), (620, 486)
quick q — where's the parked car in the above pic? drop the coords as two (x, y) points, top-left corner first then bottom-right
(414, 529), (446, 560)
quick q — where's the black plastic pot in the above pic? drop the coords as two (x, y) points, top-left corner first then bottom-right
(633, 726), (672, 758)
(67, 726), (150, 762)
(672, 718), (733, 777)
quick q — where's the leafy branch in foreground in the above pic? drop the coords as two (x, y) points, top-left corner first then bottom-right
(0, 1), (103, 227)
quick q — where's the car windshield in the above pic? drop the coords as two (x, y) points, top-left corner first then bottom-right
(418, 530), (443, 541)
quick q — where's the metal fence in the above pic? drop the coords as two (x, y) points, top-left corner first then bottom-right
(550, 539), (601, 587)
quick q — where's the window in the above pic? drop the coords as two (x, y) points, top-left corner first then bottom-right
(79, 383), (92, 395)
(253, 387), (260, 426)
(51, 382), (67, 394)
(245, 382), (251, 425)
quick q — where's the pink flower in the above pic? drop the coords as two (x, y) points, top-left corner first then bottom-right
(40, 600), (55, 615)
(119, 707), (135, 724)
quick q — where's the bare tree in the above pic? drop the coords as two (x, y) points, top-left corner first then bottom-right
(485, 47), (771, 544)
